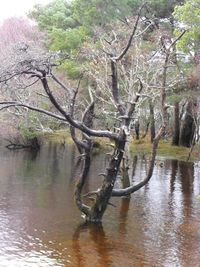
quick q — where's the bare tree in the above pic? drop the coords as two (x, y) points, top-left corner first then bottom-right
(0, 6), (185, 223)
(0, 17), (52, 140)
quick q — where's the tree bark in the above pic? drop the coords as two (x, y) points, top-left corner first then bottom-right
(135, 120), (140, 140)
(74, 152), (91, 218)
(141, 121), (150, 139)
(179, 101), (196, 147)
(121, 157), (131, 199)
(149, 100), (155, 143)
(172, 101), (180, 146)
(86, 129), (126, 222)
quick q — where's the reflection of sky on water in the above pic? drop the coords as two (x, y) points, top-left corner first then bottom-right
(0, 144), (199, 267)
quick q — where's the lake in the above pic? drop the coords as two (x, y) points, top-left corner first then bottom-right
(0, 143), (200, 267)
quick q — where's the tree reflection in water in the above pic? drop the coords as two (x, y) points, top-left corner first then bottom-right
(72, 222), (113, 267)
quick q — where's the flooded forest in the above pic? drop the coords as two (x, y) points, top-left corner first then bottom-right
(0, 0), (199, 266)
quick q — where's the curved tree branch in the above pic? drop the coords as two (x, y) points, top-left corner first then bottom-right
(40, 73), (119, 140)
(110, 60), (126, 116)
(109, 4), (146, 118)
(74, 153), (91, 217)
(69, 78), (88, 153)
(114, 3), (147, 61)
(0, 101), (67, 122)
(112, 137), (159, 197)
(111, 30), (186, 197)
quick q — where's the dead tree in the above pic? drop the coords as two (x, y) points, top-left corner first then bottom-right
(0, 5), (185, 223)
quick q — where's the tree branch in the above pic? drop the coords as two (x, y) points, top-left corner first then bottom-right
(0, 101), (67, 122)
(112, 27), (186, 197)
(112, 138), (158, 197)
(74, 153), (91, 217)
(110, 60), (126, 116)
(69, 77), (89, 152)
(114, 3), (146, 61)
(40, 73), (119, 140)
(50, 72), (71, 93)
(127, 78), (143, 119)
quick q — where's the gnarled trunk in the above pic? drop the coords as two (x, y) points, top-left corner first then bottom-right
(74, 129), (126, 223)
(135, 120), (140, 140)
(180, 101), (196, 147)
(86, 130), (126, 222)
(172, 101), (180, 146)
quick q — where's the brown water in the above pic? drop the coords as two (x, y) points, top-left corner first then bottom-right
(0, 143), (200, 267)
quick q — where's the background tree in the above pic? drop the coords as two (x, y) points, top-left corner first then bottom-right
(173, 0), (200, 55)
(0, 17), (45, 142)
(29, 0), (88, 79)
(0, 17), (68, 145)
(173, 0), (200, 147)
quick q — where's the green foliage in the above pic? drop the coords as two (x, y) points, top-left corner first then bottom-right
(72, 0), (132, 27)
(29, 0), (88, 53)
(29, 0), (185, 53)
(61, 59), (81, 79)
(49, 26), (88, 52)
(29, 0), (186, 80)
(29, 0), (90, 77)
(29, 0), (77, 31)
(19, 124), (38, 140)
(147, 0), (183, 18)
(73, 0), (183, 24)
(168, 94), (182, 104)
(173, 0), (200, 53)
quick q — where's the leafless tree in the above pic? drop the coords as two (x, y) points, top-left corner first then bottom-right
(0, 6), (185, 223)
(0, 17), (52, 139)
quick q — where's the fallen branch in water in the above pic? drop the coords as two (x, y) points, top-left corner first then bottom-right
(5, 137), (40, 150)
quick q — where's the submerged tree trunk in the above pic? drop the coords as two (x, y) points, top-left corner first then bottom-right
(179, 101), (196, 147)
(74, 128), (126, 223)
(87, 129), (126, 222)
(121, 157), (131, 199)
(172, 101), (180, 146)
(74, 152), (92, 218)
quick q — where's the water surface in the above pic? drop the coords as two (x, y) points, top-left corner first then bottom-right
(0, 143), (200, 267)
